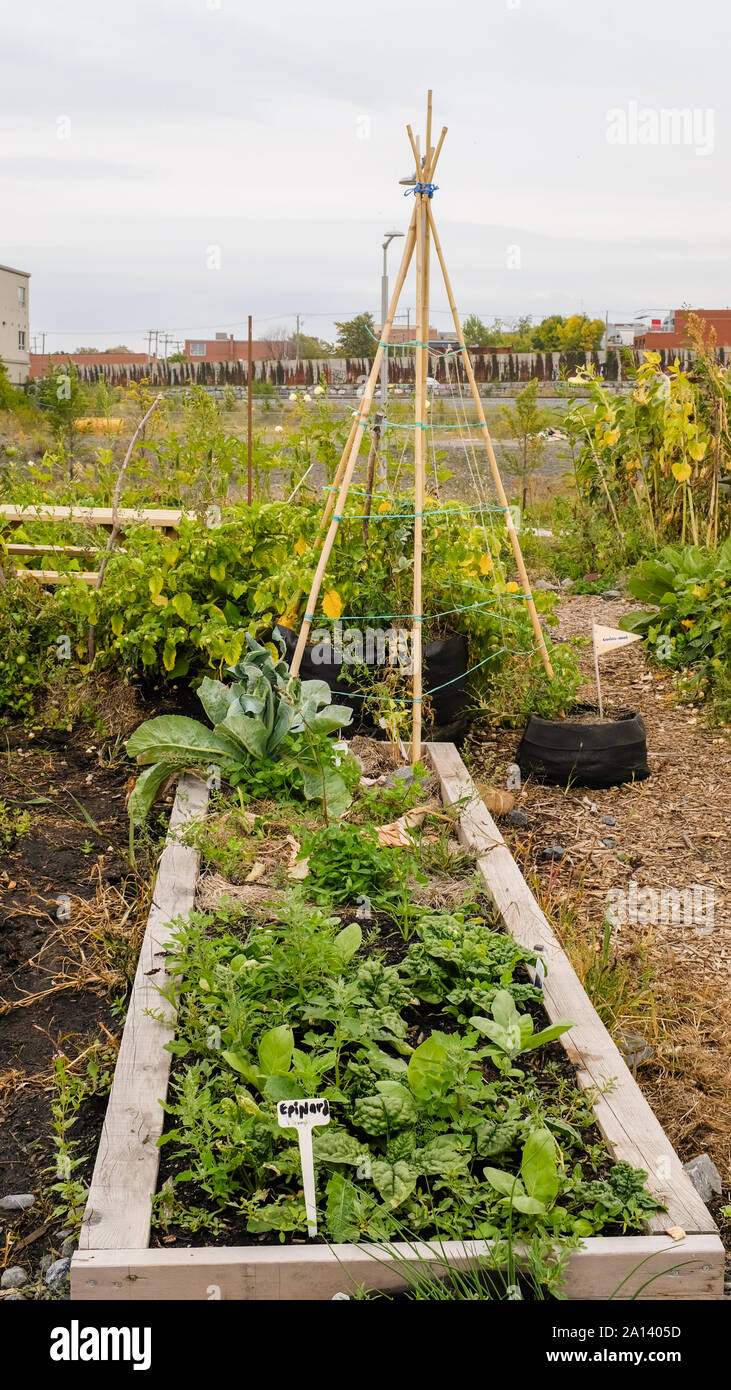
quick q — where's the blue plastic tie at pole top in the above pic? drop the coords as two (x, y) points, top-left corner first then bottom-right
(404, 183), (439, 199)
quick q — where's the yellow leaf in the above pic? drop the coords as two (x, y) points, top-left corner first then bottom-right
(294, 535), (307, 556)
(278, 606), (300, 630)
(322, 590), (343, 621)
(479, 554), (493, 575)
(604, 427), (620, 446)
(671, 461), (692, 483)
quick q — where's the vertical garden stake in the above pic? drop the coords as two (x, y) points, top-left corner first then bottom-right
(277, 1100), (330, 1238)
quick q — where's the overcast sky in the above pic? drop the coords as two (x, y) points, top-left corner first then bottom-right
(2, 0), (729, 351)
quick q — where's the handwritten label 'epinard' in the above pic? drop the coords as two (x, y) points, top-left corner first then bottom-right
(277, 1099), (330, 1129)
(277, 1098), (330, 1237)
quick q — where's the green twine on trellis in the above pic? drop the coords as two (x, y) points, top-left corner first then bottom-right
(332, 642), (546, 704)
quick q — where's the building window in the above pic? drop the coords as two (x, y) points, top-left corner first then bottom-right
(18, 286), (26, 307)
(189, 341), (206, 357)
(18, 330), (26, 350)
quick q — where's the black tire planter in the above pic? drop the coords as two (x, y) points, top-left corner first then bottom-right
(276, 626), (470, 744)
(516, 705), (650, 789)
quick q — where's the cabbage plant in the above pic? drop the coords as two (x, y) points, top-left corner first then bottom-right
(126, 633), (353, 832)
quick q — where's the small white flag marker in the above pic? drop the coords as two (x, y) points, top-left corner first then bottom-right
(277, 1099), (330, 1238)
(592, 623), (642, 719)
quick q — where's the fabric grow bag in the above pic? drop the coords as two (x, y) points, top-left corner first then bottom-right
(276, 626), (469, 743)
(516, 707), (650, 788)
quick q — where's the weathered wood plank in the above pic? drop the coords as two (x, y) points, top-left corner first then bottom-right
(7, 543), (96, 556)
(0, 504), (189, 529)
(17, 569), (101, 585)
(78, 775), (209, 1252)
(425, 741), (717, 1238)
(71, 1234), (725, 1302)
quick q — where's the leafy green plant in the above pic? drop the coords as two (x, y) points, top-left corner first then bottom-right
(619, 541), (731, 695)
(298, 820), (425, 917)
(470, 991), (573, 1075)
(153, 896), (662, 1248)
(126, 634), (355, 834)
(0, 569), (75, 719)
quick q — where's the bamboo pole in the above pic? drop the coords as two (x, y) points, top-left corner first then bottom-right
(362, 412), (383, 545)
(430, 125), (448, 178)
(425, 201), (553, 680)
(289, 210), (418, 678)
(317, 413), (360, 537)
(412, 191), (427, 762)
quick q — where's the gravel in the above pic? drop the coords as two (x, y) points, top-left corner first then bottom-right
(1, 1267), (28, 1290)
(0, 1194), (35, 1212)
(44, 1257), (71, 1292)
(683, 1153), (723, 1205)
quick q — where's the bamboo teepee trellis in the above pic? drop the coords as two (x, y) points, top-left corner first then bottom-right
(290, 93), (553, 761)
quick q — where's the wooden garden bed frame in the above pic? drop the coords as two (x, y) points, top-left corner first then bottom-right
(71, 747), (724, 1301)
(1, 504), (189, 585)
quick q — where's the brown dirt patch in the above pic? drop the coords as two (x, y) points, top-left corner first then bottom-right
(466, 592), (731, 1193)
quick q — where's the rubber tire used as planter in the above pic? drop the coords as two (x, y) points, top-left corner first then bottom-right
(517, 706), (650, 789)
(276, 625), (469, 743)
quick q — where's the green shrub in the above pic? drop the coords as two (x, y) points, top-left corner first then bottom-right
(0, 572), (72, 719)
(619, 541), (731, 691)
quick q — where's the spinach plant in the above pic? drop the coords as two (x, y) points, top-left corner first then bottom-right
(470, 991), (573, 1076)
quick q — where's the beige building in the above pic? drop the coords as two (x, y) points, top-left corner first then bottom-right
(0, 263), (31, 384)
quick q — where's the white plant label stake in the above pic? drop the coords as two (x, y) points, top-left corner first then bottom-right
(277, 1099), (330, 1237)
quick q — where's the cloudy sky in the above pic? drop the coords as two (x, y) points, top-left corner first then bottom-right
(2, 0), (729, 351)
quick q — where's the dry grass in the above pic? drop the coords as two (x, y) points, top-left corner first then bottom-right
(467, 590), (731, 1185)
(36, 669), (144, 739)
(0, 872), (146, 1017)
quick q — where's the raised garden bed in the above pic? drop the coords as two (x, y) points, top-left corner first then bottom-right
(71, 746), (724, 1301)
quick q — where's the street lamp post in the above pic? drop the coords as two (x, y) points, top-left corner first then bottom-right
(380, 231), (404, 405)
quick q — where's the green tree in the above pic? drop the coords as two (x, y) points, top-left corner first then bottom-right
(37, 361), (89, 472)
(532, 315), (567, 351)
(297, 335), (333, 359)
(499, 378), (552, 510)
(463, 313), (490, 347)
(334, 312), (377, 358)
(558, 315), (605, 352)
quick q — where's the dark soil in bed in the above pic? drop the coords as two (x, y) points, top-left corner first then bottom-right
(0, 719), (167, 1283)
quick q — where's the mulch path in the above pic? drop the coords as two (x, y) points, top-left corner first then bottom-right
(467, 592), (731, 1244)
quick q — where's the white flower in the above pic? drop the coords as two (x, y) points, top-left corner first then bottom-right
(313, 385), (325, 396)
(303, 393), (312, 402)
(425, 400), (431, 409)
(289, 392), (297, 401)
(274, 425), (283, 433)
